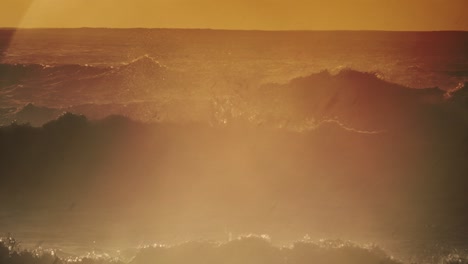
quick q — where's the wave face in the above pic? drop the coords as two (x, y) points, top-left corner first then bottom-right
(1, 112), (468, 261)
(0, 235), (402, 264)
(3, 29), (468, 89)
(1, 29), (468, 263)
(3, 235), (468, 264)
(132, 236), (400, 264)
(1, 29), (468, 129)
(1, 65), (467, 131)
(0, 55), (183, 107)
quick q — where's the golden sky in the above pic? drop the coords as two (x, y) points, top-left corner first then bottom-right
(2, 0), (468, 30)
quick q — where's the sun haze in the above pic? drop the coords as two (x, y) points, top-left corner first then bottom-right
(1, 0), (467, 30)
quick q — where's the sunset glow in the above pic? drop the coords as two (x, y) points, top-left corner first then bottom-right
(2, 0), (468, 30)
(1, 1), (468, 264)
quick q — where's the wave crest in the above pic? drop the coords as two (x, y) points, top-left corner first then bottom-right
(133, 236), (399, 264)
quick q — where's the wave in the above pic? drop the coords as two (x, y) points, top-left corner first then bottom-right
(0, 235), (402, 264)
(132, 236), (401, 264)
(119, 55), (168, 72)
(0, 111), (468, 264)
(3, 234), (468, 264)
(0, 55), (167, 79)
(1, 111), (468, 232)
(0, 55), (171, 92)
(0, 61), (108, 84)
(1, 67), (467, 132)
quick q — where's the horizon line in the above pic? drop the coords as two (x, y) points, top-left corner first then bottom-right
(0, 27), (467, 33)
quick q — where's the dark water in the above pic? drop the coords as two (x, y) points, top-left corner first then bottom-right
(1, 29), (468, 264)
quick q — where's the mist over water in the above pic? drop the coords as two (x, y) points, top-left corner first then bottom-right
(1, 29), (468, 264)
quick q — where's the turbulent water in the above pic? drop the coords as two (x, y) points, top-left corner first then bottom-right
(1, 29), (468, 264)
(1, 29), (467, 125)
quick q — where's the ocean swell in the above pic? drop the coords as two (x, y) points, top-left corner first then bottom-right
(1, 65), (467, 132)
(1, 235), (401, 264)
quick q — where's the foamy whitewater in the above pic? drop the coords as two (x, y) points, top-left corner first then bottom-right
(1, 29), (468, 264)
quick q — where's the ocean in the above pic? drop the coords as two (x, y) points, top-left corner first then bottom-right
(0, 28), (468, 264)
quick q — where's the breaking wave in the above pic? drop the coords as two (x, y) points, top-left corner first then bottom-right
(2, 29), (468, 264)
(1, 76), (468, 264)
(4, 234), (468, 264)
(2, 64), (467, 132)
(1, 235), (402, 264)
(132, 236), (401, 264)
(0, 55), (171, 98)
